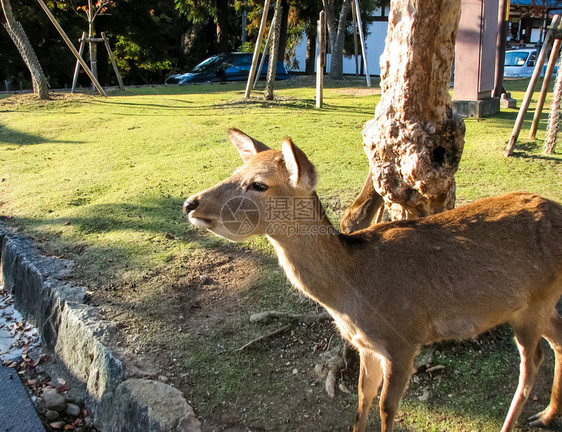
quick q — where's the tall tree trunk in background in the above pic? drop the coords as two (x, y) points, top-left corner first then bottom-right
(305, 32), (316, 75)
(323, 0), (351, 80)
(341, 0), (464, 230)
(329, 0), (351, 79)
(277, 0), (289, 63)
(216, 0), (229, 52)
(1, 0), (49, 99)
(264, 0), (282, 100)
(87, 0), (98, 80)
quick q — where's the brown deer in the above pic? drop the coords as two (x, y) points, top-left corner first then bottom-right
(183, 128), (562, 432)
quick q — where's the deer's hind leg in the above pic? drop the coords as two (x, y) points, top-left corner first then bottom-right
(529, 305), (562, 427)
(502, 313), (547, 432)
(353, 349), (384, 432)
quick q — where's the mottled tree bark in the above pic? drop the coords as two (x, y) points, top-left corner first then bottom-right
(342, 0), (464, 229)
(264, 0), (282, 100)
(1, 0), (49, 99)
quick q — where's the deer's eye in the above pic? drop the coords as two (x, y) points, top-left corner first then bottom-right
(249, 182), (269, 192)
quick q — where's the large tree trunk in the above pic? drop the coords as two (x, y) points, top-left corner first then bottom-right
(1, 0), (49, 99)
(215, 0), (229, 52)
(341, 0), (464, 231)
(305, 32), (316, 75)
(323, 0), (351, 80)
(264, 0), (282, 100)
(277, 0), (289, 63)
(328, 0), (351, 79)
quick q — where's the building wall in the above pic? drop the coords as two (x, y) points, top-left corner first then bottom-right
(290, 21), (389, 76)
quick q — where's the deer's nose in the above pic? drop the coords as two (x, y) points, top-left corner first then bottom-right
(183, 198), (199, 214)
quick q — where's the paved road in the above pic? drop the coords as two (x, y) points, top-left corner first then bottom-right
(0, 362), (45, 431)
(0, 285), (45, 431)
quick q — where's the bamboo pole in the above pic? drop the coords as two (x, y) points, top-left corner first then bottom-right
(353, 0), (370, 87)
(101, 32), (124, 91)
(71, 32), (86, 93)
(505, 14), (560, 156)
(36, 0), (107, 96)
(245, 0), (271, 99)
(253, 25), (272, 89)
(529, 38), (561, 139)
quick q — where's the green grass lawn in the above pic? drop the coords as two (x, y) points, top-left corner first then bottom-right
(1, 78), (561, 431)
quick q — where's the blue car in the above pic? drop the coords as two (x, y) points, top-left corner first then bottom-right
(165, 52), (290, 84)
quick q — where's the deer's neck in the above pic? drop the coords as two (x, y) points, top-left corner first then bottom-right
(266, 195), (352, 309)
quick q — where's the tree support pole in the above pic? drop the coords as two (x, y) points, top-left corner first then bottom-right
(353, 0), (370, 87)
(245, 0), (270, 99)
(529, 38), (561, 139)
(505, 15), (560, 156)
(36, 0), (107, 97)
(253, 24), (272, 89)
(101, 32), (124, 91)
(71, 32), (86, 93)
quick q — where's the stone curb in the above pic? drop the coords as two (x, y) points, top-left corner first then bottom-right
(0, 225), (201, 432)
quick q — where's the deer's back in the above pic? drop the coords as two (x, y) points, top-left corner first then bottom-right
(341, 192), (562, 344)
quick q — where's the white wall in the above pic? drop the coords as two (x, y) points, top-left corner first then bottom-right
(289, 21), (389, 76)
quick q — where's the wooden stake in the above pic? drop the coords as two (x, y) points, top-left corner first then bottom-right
(505, 14), (560, 156)
(101, 32), (124, 91)
(353, 0), (370, 87)
(529, 38), (561, 139)
(36, 0), (107, 96)
(245, 0), (271, 99)
(316, 10), (326, 108)
(71, 32), (86, 93)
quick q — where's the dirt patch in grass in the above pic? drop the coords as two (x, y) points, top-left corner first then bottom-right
(333, 87), (382, 96)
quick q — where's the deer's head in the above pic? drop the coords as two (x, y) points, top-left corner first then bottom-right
(183, 128), (317, 241)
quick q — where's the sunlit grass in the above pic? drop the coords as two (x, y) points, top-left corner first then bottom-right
(1, 78), (561, 431)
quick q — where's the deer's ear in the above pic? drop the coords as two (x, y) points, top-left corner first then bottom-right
(228, 128), (270, 163)
(282, 138), (317, 193)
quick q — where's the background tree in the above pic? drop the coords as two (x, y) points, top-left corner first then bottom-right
(264, 0), (282, 100)
(1, 0), (49, 98)
(66, 0), (114, 79)
(322, 0), (350, 79)
(174, 0), (238, 53)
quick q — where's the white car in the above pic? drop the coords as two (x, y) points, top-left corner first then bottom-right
(504, 48), (556, 78)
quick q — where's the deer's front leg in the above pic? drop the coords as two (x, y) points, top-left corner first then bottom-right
(379, 350), (417, 432)
(353, 349), (384, 432)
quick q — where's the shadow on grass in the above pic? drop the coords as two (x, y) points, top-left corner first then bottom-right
(11, 196), (241, 258)
(0, 124), (82, 145)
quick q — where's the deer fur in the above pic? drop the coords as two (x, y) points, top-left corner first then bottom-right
(340, 170), (385, 234)
(183, 128), (562, 432)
